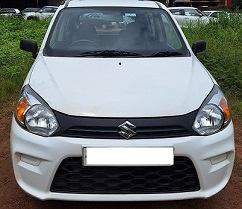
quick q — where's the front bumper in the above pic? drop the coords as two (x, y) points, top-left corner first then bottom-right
(10, 116), (235, 201)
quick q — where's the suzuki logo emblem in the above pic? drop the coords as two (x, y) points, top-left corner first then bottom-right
(118, 121), (136, 139)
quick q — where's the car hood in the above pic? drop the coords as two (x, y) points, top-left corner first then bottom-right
(28, 56), (214, 117)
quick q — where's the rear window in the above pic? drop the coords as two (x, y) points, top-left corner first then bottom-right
(1, 8), (16, 14)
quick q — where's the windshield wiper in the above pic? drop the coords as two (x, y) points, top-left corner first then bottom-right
(148, 51), (183, 57)
(72, 50), (182, 58)
(76, 50), (144, 57)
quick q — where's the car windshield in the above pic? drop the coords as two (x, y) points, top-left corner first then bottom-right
(44, 7), (189, 57)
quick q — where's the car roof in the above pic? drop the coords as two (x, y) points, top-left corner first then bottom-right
(1, 8), (18, 11)
(1, 8), (17, 9)
(203, 10), (224, 13)
(63, 0), (165, 9)
(168, 7), (198, 9)
(0, 8), (20, 13)
(22, 8), (39, 10)
(42, 6), (59, 8)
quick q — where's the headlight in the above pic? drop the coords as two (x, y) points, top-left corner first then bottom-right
(15, 85), (59, 136)
(193, 85), (231, 135)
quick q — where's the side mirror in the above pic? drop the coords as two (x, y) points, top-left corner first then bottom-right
(20, 39), (38, 58)
(192, 40), (206, 55)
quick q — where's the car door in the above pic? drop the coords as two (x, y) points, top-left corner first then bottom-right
(183, 8), (206, 26)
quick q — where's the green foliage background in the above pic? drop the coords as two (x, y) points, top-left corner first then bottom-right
(232, 0), (242, 10)
(183, 15), (242, 115)
(0, 15), (242, 115)
(0, 17), (50, 103)
(183, 15), (242, 94)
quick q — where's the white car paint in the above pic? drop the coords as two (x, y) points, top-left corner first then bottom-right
(23, 6), (58, 20)
(29, 56), (213, 117)
(0, 8), (20, 16)
(203, 10), (227, 18)
(11, 0), (234, 201)
(168, 7), (210, 27)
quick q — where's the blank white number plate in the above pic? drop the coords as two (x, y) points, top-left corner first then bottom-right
(83, 147), (174, 166)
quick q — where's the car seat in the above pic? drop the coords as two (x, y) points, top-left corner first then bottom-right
(76, 23), (98, 44)
(119, 22), (148, 51)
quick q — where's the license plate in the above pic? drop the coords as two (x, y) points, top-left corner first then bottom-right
(83, 147), (174, 166)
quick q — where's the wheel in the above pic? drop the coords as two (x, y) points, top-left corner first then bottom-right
(27, 16), (38, 21)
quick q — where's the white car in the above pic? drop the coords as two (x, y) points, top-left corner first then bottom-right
(203, 10), (228, 18)
(0, 8), (20, 16)
(21, 8), (40, 14)
(23, 6), (58, 20)
(11, 0), (234, 201)
(168, 7), (210, 27)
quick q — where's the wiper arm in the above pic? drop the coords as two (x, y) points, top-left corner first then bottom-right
(77, 50), (143, 57)
(149, 51), (183, 57)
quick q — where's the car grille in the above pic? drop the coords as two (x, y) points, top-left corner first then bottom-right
(61, 125), (191, 139)
(50, 157), (200, 194)
(53, 110), (199, 139)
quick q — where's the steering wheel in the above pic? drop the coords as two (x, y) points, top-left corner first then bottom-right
(69, 40), (99, 50)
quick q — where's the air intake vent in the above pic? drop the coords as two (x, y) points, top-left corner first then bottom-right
(50, 157), (200, 194)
